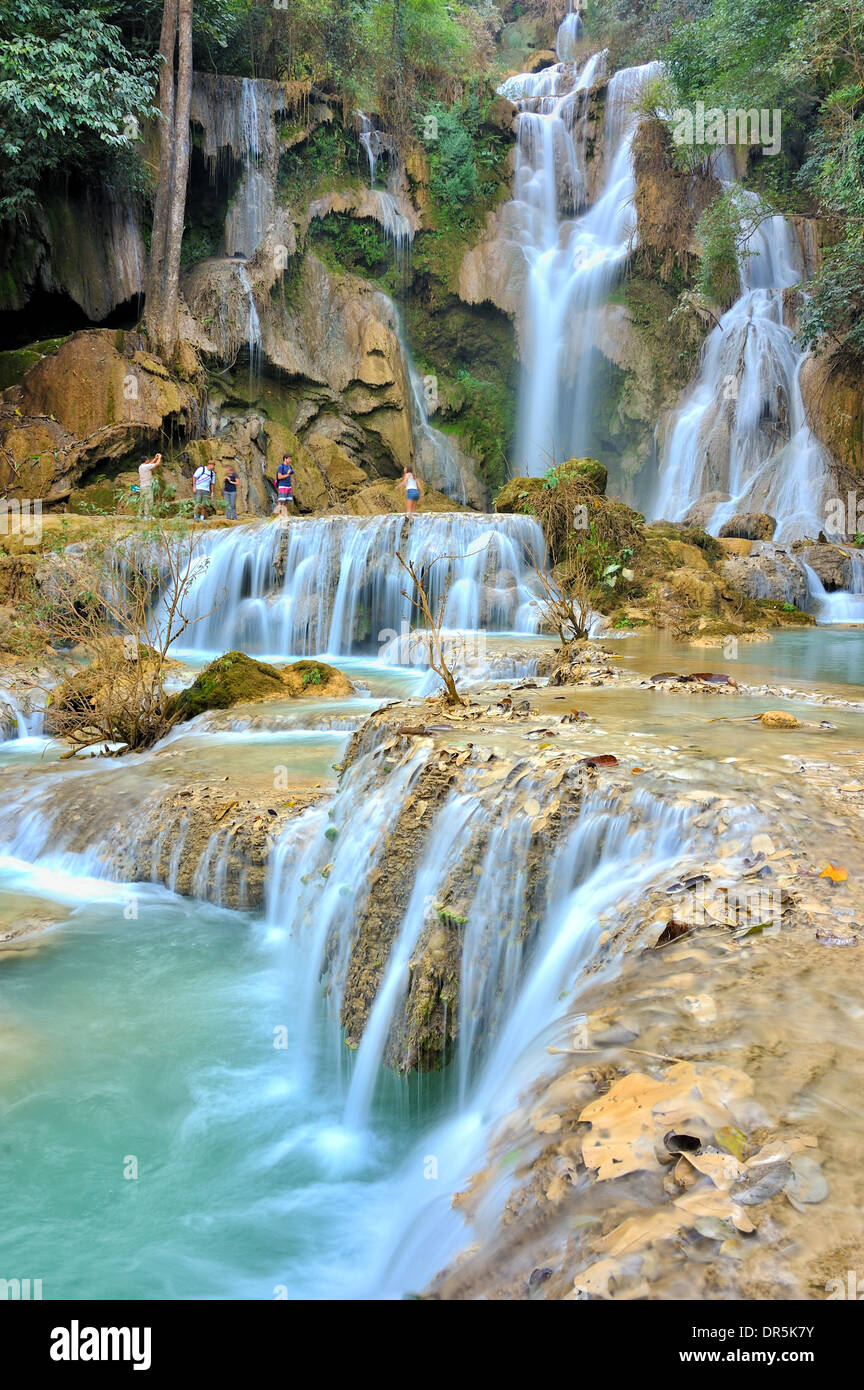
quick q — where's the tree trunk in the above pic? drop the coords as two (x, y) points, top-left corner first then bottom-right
(147, 0), (193, 364)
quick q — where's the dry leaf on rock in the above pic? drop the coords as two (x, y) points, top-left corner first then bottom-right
(579, 1062), (753, 1181)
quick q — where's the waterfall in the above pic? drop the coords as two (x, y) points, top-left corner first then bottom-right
(370, 292), (480, 505)
(191, 74), (283, 261)
(802, 550), (864, 623)
(163, 514), (547, 657)
(652, 209), (837, 543)
(358, 111), (382, 187)
(236, 262), (262, 375)
(0, 688), (44, 741)
(499, 42), (660, 473)
(369, 783), (758, 1293)
(556, 7), (583, 62)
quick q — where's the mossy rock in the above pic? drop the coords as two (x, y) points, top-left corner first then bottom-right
(169, 651), (354, 721)
(0, 339), (66, 392)
(279, 660), (355, 699)
(495, 457), (607, 514)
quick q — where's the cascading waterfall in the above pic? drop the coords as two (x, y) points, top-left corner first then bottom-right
(0, 689), (44, 741)
(163, 514), (547, 658)
(191, 73), (283, 261)
(370, 292), (477, 505)
(353, 110), (412, 269)
(368, 784), (756, 1294)
(235, 261), (262, 375)
(802, 549), (864, 624)
(556, 5), (583, 62)
(358, 111), (383, 187)
(499, 35), (660, 474)
(651, 207), (837, 544)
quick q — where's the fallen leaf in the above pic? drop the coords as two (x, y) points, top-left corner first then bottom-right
(820, 863), (848, 883)
(654, 919), (691, 949)
(730, 1159), (792, 1206)
(715, 1126), (748, 1161)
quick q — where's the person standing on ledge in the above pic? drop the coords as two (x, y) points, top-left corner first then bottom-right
(400, 467), (422, 515)
(275, 454), (294, 519)
(223, 466), (238, 521)
(192, 460), (216, 521)
(138, 453), (162, 518)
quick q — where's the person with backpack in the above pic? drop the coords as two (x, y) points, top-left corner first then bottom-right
(223, 466), (239, 521)
(192, 460), (216, 520)
(275, 455), (294, 519)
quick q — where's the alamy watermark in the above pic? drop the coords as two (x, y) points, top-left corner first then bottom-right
(0, 498), (42, 545)
(825, 491), (864, 539)
(671, 102), (782, 158)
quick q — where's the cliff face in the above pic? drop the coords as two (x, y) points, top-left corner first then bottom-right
(799, 346), (864, 491)
(0, 330), (200, 504)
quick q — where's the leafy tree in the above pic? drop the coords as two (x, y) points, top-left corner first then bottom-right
(0, 0), (158, 223)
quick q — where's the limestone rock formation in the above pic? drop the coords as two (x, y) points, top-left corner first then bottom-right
(719, 513), (777, 542)
(0, 330), (200, 503)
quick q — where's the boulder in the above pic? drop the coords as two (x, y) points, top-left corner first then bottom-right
(792, 541), (855, 593)
(720, 544), (808, 607)
(169, 651), (354, 721)
(800, 345), (864, 482)
(759, 710), (801, 729)
(719, 512), (776, 542)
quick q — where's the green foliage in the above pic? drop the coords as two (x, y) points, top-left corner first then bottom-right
(308, 213), (391, 274)
(421, 89), (508, 229)
(0, 0), (158, 223)
(425, 104), (480, 221)
(694, 187), (756, 308)
(278, 124), (355, 201)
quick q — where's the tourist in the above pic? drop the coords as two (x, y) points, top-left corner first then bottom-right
(223, 466), (238, 521)
(400, 467), (422, 515)
(275, 454), (294, 518)
(192, 460), (216, 520)
(138, 452), (162, 517)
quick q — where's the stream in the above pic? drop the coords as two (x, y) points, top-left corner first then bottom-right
(2, 617), (863, 1299)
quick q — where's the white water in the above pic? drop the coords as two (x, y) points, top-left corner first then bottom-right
(556, 8), (583, 63)
(162, 514), (547, 658)
(367, 783), (745, 1293)
(0, 688), (44, 741)
(499, 35), (659, 473)
(358, 111), (383, 188)
(236, 262), (262, 374)
(370, 292), (477, 505)
(192, 74), (282, 261)
(803, 552), (864, 624)
(652, 210), (836, 543)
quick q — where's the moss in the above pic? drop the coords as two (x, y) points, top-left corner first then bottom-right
(0, 339), (66, 391)
(645, 520), (723, 562)
(169, 651), (287, 720)
(496, 458), (607, 514)
(756, 600), (816, 627)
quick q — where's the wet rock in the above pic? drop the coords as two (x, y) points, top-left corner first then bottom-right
(792, 541), (857, 593)
(720, 545), (809, 608)
(168, 652), (354, 721)
(759, 710), (801, 729)
(719, 513), (776, 542)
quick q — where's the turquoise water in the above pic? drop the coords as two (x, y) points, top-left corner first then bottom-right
(614, 626), (864, 693)
(1, 621), (860, 1299)
(0, 884), (449, 1299)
